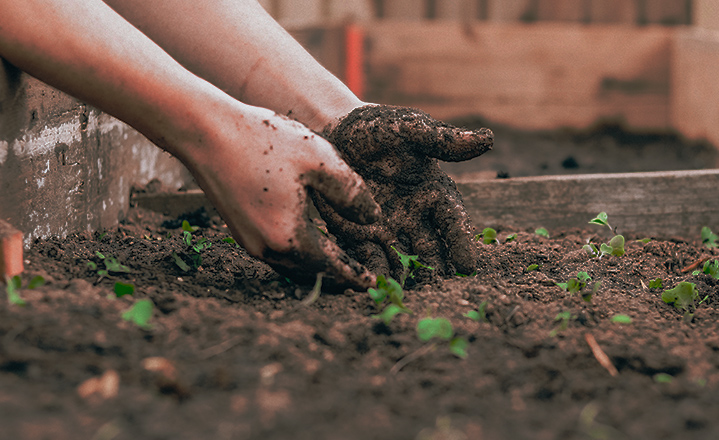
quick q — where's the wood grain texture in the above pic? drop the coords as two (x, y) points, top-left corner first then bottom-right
(456, 169), (719, 237)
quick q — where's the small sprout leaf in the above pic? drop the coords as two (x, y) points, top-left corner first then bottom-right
(611, 314), (632, 324)
(588, 212), (609, 227)
(526, 264), (539, 272)
(479, 227), (498, 245)
(535, 228), (549, 238)
(661, 282), (699, 312)
(653, 373), (673, 383)
(122, 299), (153, 329)
(6, 275), (25, 306)
(505, 233), (517, 242)
(222, 237), (236, 245)
(181, 220), (199, 232)
(648, 278), (663, 289)
(172, 251), (191, 272)
(113, 282), (135, 298)
(608, 235), (625, 257)
(27, 275), (45, 289)
(701, 226), (718, 249)
(464, 310), (481, 321)
(449, 337), (468, 359)
(95, 251), (106, 259)
(372, 304), (408, 325)
(87, 261), (97, 271)
(417, 317), (453, 342)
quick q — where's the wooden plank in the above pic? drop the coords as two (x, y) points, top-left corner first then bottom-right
(456, 170), (719, 237)
(132, 189), (218, 218)
(135, 170), (719, 239)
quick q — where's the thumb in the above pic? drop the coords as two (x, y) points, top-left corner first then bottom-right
(302, 162), (380, 225)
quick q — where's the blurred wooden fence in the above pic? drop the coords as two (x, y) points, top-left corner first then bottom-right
(259, 0), (692, 26)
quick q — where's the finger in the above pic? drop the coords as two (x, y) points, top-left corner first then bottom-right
(427, 193), (479, 276)
(262, 222), (377, 291)
(302, 164), (381, 225)
(407, 226), (446, 276)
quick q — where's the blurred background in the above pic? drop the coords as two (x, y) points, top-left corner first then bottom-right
(256, 0), (719, 178)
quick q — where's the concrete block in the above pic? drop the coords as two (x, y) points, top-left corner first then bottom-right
(0, 219), (23, 278)
(0, 64), (192, 247)
(671, 28), (719, 148)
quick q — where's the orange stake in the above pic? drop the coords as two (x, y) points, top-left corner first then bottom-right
(0, 219), (23, 280)
(345, 23), (364, 99)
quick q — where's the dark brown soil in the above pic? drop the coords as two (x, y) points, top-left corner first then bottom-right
(3, 203), (719, 440)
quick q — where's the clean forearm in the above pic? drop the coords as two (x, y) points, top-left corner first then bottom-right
(0, 0), (220, 155)
(102, 0), (363, 131)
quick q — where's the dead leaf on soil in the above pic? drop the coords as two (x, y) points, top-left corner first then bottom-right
(585, 333), (618, 377)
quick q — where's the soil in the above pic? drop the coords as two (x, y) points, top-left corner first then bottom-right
(3, 125), (719, 440)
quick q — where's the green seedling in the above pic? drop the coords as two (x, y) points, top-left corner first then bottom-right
(648, 278), (663, 289)
(661, 281), (708, 321)
(113, 281), (135, 298)
(464, 300), (488, 323)
(526, 264), (539, 272)
(455, 270), (477, 277)
(589, 211), (616, 233)
(476, 227), (498, 245)
(701, 226), (718, 249)
(556, 271), (600, 302)
(692, 259), (719, 279)
(121, 299), (153, 329)
(637, 238), (652, 244)
(181, 220), (199, 233)
(368, 275), (412, 325)
(391, 246), (433, 287)
(174, 228), (213, 271)
(550, 311), (575, 337)
(416, 316), (467, 358)
(5, 275), (45, 306)
(88, 252), (131, 279)
(611, 314), (632, 324)
(583, 234), (625, 258)
(653, 373), (673, 384)
(373, 304), (410, 326)
(535, 228), (549, 238)
(505, 233), (517, 243)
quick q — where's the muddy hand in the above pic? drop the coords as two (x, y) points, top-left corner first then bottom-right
(315, 105), (493, 279)
(184, 107), (381, 291)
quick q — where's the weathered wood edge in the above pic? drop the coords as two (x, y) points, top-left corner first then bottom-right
(456, 169), (719, 237)
(132, 170), (719, 239)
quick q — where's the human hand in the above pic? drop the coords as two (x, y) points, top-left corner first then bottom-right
(184, 105), (380, 290)
(314, 105), (493, 280)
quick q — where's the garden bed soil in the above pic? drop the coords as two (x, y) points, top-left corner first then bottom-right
(3, 123), (719, 440)
(2, 205), (719, 440)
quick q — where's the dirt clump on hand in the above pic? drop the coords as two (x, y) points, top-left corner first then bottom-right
(317, 105), (493, 281)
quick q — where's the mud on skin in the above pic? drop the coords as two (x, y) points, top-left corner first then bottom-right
(316, 105), (493, 281)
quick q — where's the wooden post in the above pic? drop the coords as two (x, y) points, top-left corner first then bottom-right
(0, 219), (23, 280)
(345, 24), (365, 99)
